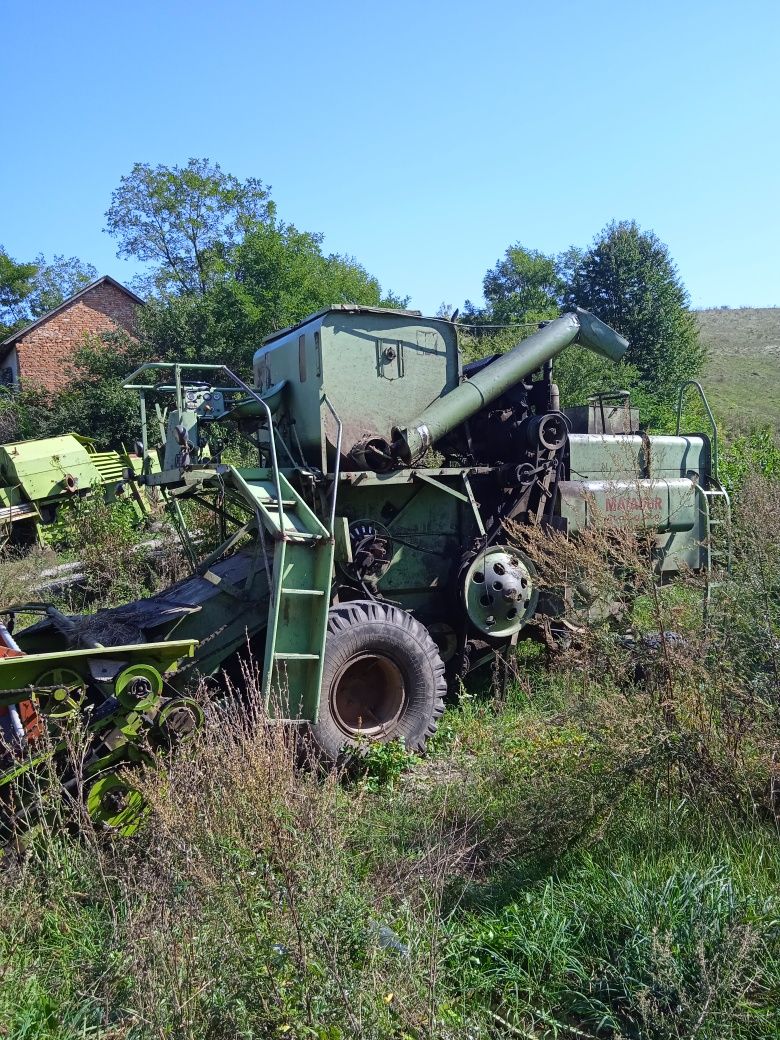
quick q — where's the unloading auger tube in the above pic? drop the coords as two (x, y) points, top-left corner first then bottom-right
(391, 307), (629, 463)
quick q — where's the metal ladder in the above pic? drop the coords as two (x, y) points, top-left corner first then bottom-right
(236, 468), (333, 721)
(695, 479), (732, 614)
(676, 381), (732, 614)
(124, 360), (340, 721)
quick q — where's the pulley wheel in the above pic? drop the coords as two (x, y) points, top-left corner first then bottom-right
(86, 773), (147, 836)
(463, 545), (538, 638)
(154, 697), (204, 749)
(35, 667), (86, 719)
(115, 664), (164, 709)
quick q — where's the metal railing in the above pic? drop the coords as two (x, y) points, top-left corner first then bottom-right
(676, 380), (720, 483)
(124, 362), (286, 535)
(320, 394), (342, 536)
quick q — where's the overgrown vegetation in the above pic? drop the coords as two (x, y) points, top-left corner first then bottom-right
(1, 157), (778, 1039)
(0, 467), (778, 1039)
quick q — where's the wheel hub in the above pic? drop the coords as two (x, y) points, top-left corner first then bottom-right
(330, 653), (406, 737)
(463, 545), (538, 637)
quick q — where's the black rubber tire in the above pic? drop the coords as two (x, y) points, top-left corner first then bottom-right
(311, 600), (446, 762)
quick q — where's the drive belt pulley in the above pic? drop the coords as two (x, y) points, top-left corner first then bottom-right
(461, 544), (538, 638)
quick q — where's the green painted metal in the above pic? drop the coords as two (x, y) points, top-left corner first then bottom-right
(561, 431), (714, 574)
(0, 432), (154, 545)
(0, 435), (101, 501)
(232, 468), (333, 717)
(0, 639), (196, 704)
(253, 307), (460, 470)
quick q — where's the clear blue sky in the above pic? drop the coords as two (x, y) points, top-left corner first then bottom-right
(3, 0), (779, 314)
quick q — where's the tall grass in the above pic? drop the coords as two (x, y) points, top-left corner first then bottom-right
(0, 473), (779, 1038)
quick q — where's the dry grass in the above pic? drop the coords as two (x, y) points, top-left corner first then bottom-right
(697, 307), (780, 435)
(0, 472), (779, 1038)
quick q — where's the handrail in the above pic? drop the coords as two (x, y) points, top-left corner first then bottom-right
(124, 361), (285, 537)
(321, 394), (343, 536)
(216, 365), (285, 537)
(676, 380), (719, 483)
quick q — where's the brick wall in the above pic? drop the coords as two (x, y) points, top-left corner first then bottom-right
(13, 281), (140, 393)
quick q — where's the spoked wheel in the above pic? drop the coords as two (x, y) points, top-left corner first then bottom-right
(311, 600), (446, 762)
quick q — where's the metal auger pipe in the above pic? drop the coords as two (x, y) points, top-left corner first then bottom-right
(391, 308), (628, 462)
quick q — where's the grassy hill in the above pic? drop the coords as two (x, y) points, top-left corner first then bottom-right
(697, 307), (780, 435)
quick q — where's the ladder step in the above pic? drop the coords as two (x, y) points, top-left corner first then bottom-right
(259, 498), (297, 509)
(274, 652), (320, 661)
(281, 587), (325, 596)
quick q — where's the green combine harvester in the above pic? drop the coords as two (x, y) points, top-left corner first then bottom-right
(0, 306), (730, 834)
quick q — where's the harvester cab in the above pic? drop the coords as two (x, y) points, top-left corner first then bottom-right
(0, 305), (731, 836)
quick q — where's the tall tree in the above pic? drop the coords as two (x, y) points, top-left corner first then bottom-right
(566, 221), (702, 398)
(28, 254), (98, 317)
(105, 158), (274, 296)
(137, 220), (405, 373)
(0, 248), (37, 337)
(463, 244), (564, 328)
(233, 221), (403, 336)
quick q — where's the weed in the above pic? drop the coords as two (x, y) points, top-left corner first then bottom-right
(353, 738), (420, 792)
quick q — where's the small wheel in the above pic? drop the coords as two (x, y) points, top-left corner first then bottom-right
(86, 773), (147, 836)
(311, 600), (446, 761)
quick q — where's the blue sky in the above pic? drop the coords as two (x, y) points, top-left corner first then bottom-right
(3, 0), (779, 313)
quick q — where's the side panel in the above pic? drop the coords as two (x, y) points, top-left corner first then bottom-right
(0, 436), (102, 500)
(337, 470), (480, 623)
(321, 313), (460, 463)
(253, 317), (326, 466)
(559, 477), (708, 573)
(567, 433), (711, 481)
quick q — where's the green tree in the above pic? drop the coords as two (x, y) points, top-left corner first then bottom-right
(566, 220), (703, 400)
(48, 330), (149, 448)
(1, 250), (98, 338)
(0, 248), (38, 337)
(458, 240), (648, 409)
(233, 221), (404, 335)
(27, 254), (98, 317)
(138, 219), (405, 374)
(105, 158), (275, 296)
(0, 384), (57, 443)
(463, 243), (564, 327)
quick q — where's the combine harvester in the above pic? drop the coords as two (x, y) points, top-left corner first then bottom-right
(0, 306), (729, 832)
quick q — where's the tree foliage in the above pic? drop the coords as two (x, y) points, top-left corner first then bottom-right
(232, 221), (403, 338)
(135, 225), (403, 374)
(462, 226), (702, 411)
(103, 158), (404, 377)
(567, 220), (703, 399)
(27, 254), (97, 317)
(0, 248), (38, 337)
(0, 249), (97, 338)
(464, 244), (564, 327)
(105, 158), (275, 296)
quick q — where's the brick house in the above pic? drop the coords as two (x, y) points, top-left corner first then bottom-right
(0, 276), (144, 393)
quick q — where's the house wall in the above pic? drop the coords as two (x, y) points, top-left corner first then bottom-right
(9, 281), (140, 393)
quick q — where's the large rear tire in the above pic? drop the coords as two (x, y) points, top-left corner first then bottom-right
(311, 600), (446, 762)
